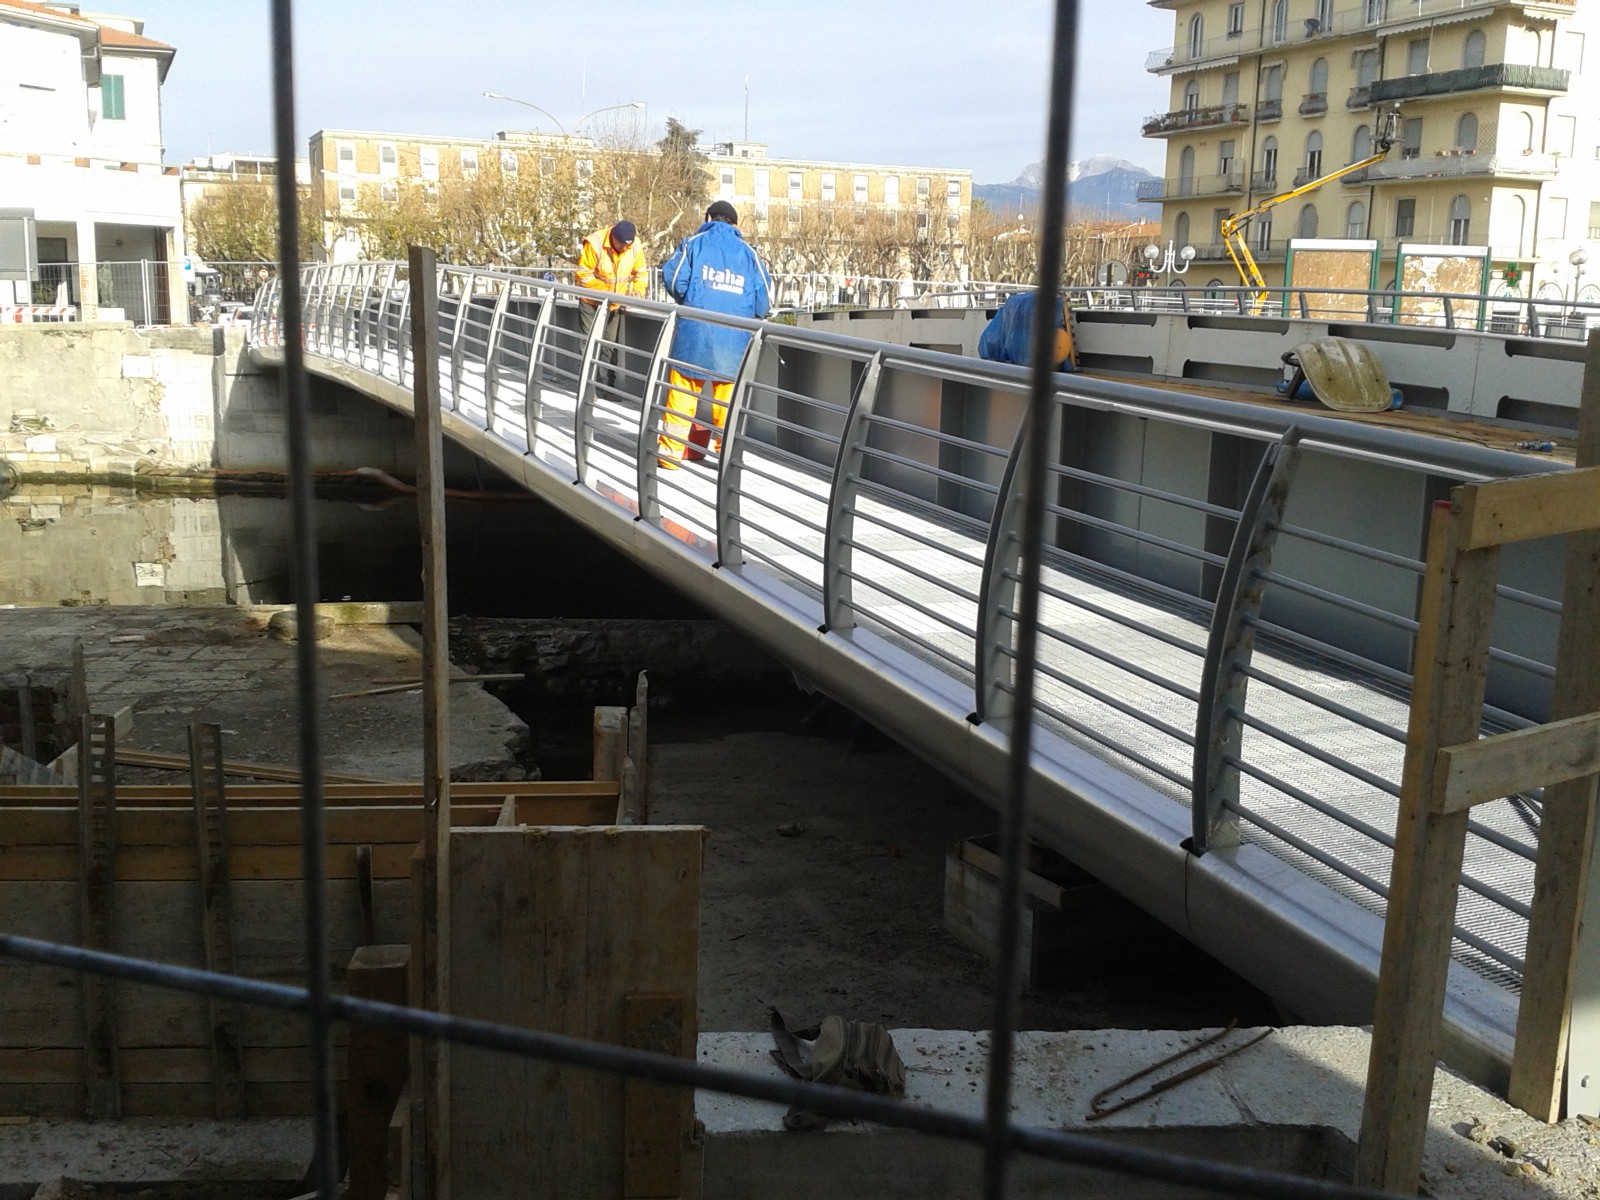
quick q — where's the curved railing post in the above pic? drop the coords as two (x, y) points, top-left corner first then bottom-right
(820, 350), (885, 631)
(973, 397), (1061, 724)
(447, 269), (471, 412)
(369, 263), (395, 377)
(716, 326), (769, 569)
(1189, 425), (1304, 855)
(520, 284), (559, 455)
(482, 278), (511, 432)
(633, 309), (679, 516)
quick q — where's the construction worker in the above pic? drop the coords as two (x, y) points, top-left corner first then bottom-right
(575, 219), (648, 387)
(656, 200), (772, 467)
(977, 291), (1078, 373)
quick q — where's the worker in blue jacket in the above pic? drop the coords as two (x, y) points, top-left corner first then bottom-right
(977, 291), (1078, 372)
(657, 200), (772, 466)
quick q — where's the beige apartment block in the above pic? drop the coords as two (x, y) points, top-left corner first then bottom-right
(306, 128), (973, 274)
(1141, 0), (1600, 297)
(702, 140), (973, 259)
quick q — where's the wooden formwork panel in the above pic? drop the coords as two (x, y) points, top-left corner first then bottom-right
(0, 782), (623, 1119)
(449, 823), (705, 1200)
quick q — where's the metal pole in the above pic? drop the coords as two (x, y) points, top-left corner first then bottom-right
(980, 2), (1078, 1197)
(268, 3), (337, 1195)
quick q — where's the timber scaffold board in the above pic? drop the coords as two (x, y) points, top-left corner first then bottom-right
(0, 779), (623, 1120)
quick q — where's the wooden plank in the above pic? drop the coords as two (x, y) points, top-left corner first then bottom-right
(0, 1045), (347, 1085)
(0, 802), (590, 849)
(0, 1080), (337, 1121)
(77, 713), (120, 1120)
(189, 723), (247, 1118)
(622, 993), (687, 1198)
(629, 671), (649, 824)
(1509, 331), (1600, 1122)
(449, 825), (704, 1200)
(410, 242), (452, 1200)
(0, 842), (422, 883)
(346, 945), (411, 1200)
(1454, 465), (1600, 550)
(114, 748), (397, 785)
(1434, 714), (1600, 814)
(0, 780), (621, 805)
(593, 706), (627, 786)
(330, 673), (524, 700)
(1357, 501), (1499, 1194)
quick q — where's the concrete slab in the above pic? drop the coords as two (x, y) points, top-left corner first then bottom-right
(697, 1027), (1600, 1199)
(0, 1118), (311, 1185)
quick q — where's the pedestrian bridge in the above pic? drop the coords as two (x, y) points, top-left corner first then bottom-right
(251, 261), (1577, 1093)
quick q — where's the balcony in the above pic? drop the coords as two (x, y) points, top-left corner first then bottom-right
(1347, 85), (1372, 109)
(1299, 92), (1328, 116)
(1369, 64), (1570, 104)
(1257, 98), (1284, 122)
(1145, 28), (1260, 73)
(1142, 103), (1249, 137)
(1342, 147), (1561, 185)
(1251, 169), (1279, 191)
(1136, 172), (1245, 202)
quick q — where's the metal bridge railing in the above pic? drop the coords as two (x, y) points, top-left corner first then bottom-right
(253, 258), (1564, 1052)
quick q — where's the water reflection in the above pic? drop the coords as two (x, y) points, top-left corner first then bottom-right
(0, 484), (702, 617)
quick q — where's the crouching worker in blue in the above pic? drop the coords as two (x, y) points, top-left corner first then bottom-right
(977, 291), (1079, 373)
(657, 200), (772, 467)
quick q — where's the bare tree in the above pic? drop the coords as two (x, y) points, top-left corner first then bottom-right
(189, 182), (320, 263)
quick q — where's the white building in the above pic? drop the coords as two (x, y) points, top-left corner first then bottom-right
(0, 0), (185, 321)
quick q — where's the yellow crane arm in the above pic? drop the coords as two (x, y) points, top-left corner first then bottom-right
(1219, 107), (1401, 312)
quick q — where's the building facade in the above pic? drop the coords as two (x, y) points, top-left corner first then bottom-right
(701, 141), (973, 280)
(1140, 0), (1600, 297)
(307, 127), (974, 280)
(0, 0), (185, 321)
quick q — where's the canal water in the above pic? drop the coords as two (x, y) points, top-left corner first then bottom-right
(0, 482), (705, 617)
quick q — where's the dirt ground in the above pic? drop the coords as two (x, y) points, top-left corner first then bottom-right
(646, 695), (1280, 1035)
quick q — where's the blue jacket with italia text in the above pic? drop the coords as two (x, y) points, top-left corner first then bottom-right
(659, 220), (772, 381)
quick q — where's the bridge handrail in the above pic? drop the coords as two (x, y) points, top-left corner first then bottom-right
(254, 260), (1567, 1074)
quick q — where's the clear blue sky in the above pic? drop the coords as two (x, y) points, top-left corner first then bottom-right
(128, 0), (1174, 184)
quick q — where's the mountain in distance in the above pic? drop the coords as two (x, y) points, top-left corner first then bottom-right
(974, 156), (1156, 223)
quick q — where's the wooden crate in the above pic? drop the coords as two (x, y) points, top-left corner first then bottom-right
(943, 834), (1150, 987)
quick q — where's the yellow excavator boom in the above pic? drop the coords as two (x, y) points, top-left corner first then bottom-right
(1220, 107), (1401, 313)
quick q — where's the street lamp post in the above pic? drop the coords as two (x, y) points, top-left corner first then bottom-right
(1142, 240), (1195, 284)
(1569, 247), (1590, 318)
(481, 91), (568, 136)
(481, 93), (646, 138)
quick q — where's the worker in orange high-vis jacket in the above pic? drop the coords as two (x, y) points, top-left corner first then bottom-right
(575, 219), (648, 388)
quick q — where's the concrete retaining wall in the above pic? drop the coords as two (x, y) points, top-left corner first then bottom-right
(0, 323), (413, 481)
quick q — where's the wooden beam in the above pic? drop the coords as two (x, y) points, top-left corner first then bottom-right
(114, 748), (396, 785)
(1454, 465), (1600, 550)
(1358, 501), (1499, 1194)
(0, 780), (621, 806)
(1509, 329), (1600, 1121)
(189, 723), (246, 1118)
(77, 713), (121, 1120)
(1433, 714), (1600, 814)
(409, 242), (452, 1200)
(346, 945), (411, 1200)
(593, 706), (627, 787)
(329, 674), (524, 701)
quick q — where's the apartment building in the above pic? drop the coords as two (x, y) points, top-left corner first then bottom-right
(307, 128), (973, 274)
(702, 141), (973, 268)
(1140, 0), (1600, 296)
(0, 0), (185, 321)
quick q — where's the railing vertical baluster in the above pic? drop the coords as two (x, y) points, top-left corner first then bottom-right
(973, 397), (1062, 724)
(482, 280), (511, 435)
(714, 325), (769, 568)
(820, 350), (885, 631)
(1190, 426), (1304, 854)
(521, 284), (558, 456)
(633, 310), (678, 515)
